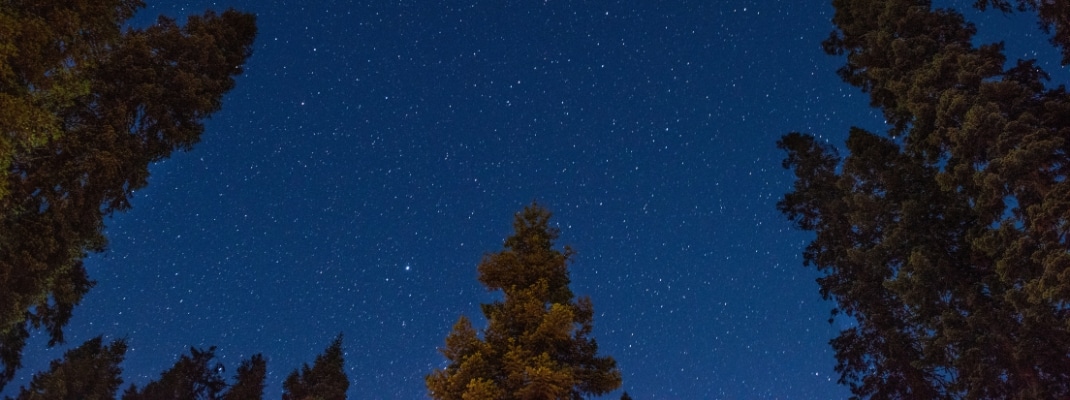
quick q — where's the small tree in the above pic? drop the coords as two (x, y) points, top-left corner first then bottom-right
(282, 334), (349, 400)
(427, 203), (621, 399)
(222, 354), (267, 400)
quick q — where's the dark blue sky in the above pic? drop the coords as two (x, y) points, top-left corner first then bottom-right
(10, 1), (1062, 399)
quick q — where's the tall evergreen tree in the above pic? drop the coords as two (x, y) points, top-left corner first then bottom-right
(9, 336), (126, 400)
(282, 334), (349, 400)
(427, 204), (621, 400)
(779, 0), (1070, 398)
(0, 1), (256, 390)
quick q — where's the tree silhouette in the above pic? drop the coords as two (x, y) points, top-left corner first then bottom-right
(222, 354), (267, 400)
(427, 204), (621, 399)
(117, 346), (268, 400)
(9, 337), (126, 400)
(120, 346), (226, 400)
(780, 0), (1070, 398)
(0, 0), (256, 390)
(282, 334), (349, 400)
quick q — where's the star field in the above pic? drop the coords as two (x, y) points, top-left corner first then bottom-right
(12, 1), (1060, 399)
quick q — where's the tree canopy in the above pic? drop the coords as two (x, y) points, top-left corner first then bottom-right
(779, 0), (1070, 398)
(0, 0), (256, 390)
(427, 204), (621, 400)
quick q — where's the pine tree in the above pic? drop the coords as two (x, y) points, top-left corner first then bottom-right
(427, 204), (621, 400)
(282, 334), (349, 400)
(0, 1), (256, 389)
(10, 336), (126, 400)
(222, 354), (267, 400)
(779, 0), (1070, 398)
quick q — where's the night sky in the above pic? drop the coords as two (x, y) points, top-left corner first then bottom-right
(8, 1), (1063, 399)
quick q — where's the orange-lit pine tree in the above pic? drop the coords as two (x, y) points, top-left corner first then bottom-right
(427, 204), (621, 400)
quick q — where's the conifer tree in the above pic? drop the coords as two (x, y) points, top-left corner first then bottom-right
(427, 204), (621, 400)
(0, 1), (256, 389)
(121, 346), (226, 400)
(10, 336), (126, 400)
(282, 334), (349, 400)
(779, 0), (1070, 398)
(222, 354), (267, 400)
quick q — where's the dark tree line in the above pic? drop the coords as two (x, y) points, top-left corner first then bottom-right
(10, 334), (344, 400)
(779, 0), (1070, 398)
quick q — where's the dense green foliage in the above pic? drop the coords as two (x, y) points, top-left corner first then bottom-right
(427, 204), (621, 400)
(0, 0), (256, 390)
(779, 0), (1070, 398)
